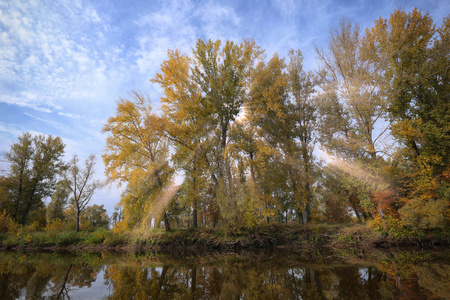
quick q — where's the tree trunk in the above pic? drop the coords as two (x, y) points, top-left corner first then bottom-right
(56, 265), (72, 299)
(302, 211), (308, 225)
(76, 209), (80, 232)
(21, 183), (38, 225)
(192, 171), (198, 228)
(191, 267), (197, 299)
(163, 211), (171, 232)
(193, 201), (198, 228)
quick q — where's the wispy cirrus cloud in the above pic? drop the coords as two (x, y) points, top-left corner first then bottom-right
(0, 0), (129, 116)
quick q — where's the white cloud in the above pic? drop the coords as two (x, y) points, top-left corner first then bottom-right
(57, 112), (82, 119)
(0, 0), (131, 116)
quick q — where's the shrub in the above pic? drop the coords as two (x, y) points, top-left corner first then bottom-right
(85, 228), (109, 244)
(0, 210), (13, 233)
(55, 231), (82, 246)
(103, 233), (127, 246)
(399, 197), (447, 229)
(45, 219), (66, 232)
(7, 219), (21, 233)
(25, 221), (42, 232)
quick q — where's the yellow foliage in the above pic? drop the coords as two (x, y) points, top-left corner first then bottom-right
(399, 197), (447, 229)
(45, 219), (66, 232)
(113, 220), (128, 234)
(0, 210), (13, 233)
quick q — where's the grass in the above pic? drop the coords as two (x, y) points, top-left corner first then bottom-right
(0, 227), (130, 248)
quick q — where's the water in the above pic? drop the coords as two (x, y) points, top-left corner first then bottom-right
(0, 250), (448, 299)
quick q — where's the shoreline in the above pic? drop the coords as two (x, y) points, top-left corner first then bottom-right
(1, 224), (448, 253)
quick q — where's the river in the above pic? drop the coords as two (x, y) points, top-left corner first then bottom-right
(0, 249), (448, 299)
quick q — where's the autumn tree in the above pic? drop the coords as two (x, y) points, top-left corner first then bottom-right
(151, 49), (212, 227)
(287, 49), (318, 223)
(316, 18), (390, 161)
(363, 8), (449, 228)
(246, 50), (318, 224)
(152, 39), (262, 226)
(61, 154), (103, 232)
(102, 92), (174, 231)
(315, 18), (394, 226)
(3, 133), (65, 225)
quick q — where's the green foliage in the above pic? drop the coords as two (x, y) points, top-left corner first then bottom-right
(0, 210), (15, 233)
(46, 180), (69, 223)
(103, 232), (127, 246)
(44, 218), (66, 232)
(399, 197), (447, 229)
(85, 227), (109, 244)
(3, 132), (66, 225)
(54, 231), (83, 246)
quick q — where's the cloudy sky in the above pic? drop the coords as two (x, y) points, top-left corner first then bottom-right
(0, 0), (448, 215)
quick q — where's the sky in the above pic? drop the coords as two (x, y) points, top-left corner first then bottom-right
(0, 0), (449, 216)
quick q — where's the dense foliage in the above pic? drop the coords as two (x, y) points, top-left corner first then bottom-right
(103, 8), (449, 233)
(0, 8), (448, 239)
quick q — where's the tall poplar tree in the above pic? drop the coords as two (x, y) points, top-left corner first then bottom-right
(152, 39), (262, 225)
(363, 8), (449, 228)
(102, 92), (174, 231)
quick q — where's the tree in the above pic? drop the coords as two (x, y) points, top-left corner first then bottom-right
(151, 39), (263, 226)
(3, 133), (65, 224)
(81, 204), (109, 230)
(102, 92), (174, 231)
(315, 18), (393, 226)
(287, 49), (318, 224)
(247, 50), (318, 224)
(363, 8), (450, 228)
(316, 18), (390, 161)
(62, 154), (102, 232)
(46, 180), (70, 223)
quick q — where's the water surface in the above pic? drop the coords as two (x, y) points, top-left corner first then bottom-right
(0, 250), (448, 299)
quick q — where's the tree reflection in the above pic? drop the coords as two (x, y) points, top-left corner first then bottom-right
(0, 251), (448, 299)
(102, 261), (383, 299)
(377, 252), (450, 300)
(0, 253), (99, 300)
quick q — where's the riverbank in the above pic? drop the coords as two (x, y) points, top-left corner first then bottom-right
(1, 223), (449, 253)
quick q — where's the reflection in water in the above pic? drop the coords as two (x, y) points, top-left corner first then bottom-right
(0, 251), (448, 299)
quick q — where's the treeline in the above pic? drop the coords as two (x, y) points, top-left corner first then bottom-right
(0, 8), (448, 238)
(104, 8), (449, 234)
(0, 133), (105, 232)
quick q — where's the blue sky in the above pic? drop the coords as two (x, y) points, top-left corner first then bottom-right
(1, 0), (448, 216)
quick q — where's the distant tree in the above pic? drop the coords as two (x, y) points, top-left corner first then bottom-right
(80, 204), (109, 230)
(46, 180), (70, 223)
(3, 133), (65, 224)
(61, 154), (103, 232)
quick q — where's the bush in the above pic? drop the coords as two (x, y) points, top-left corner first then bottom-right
(25, 221), (42, 232)
(7, 219), (21, 234)
(85, 228), (109, 244)
(55, 231), (82, 246)
(45, 219), (66, 232)
(399, 197), (447, 229)
(103, 233), (127, 246)
(0, 210), (13, 233)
